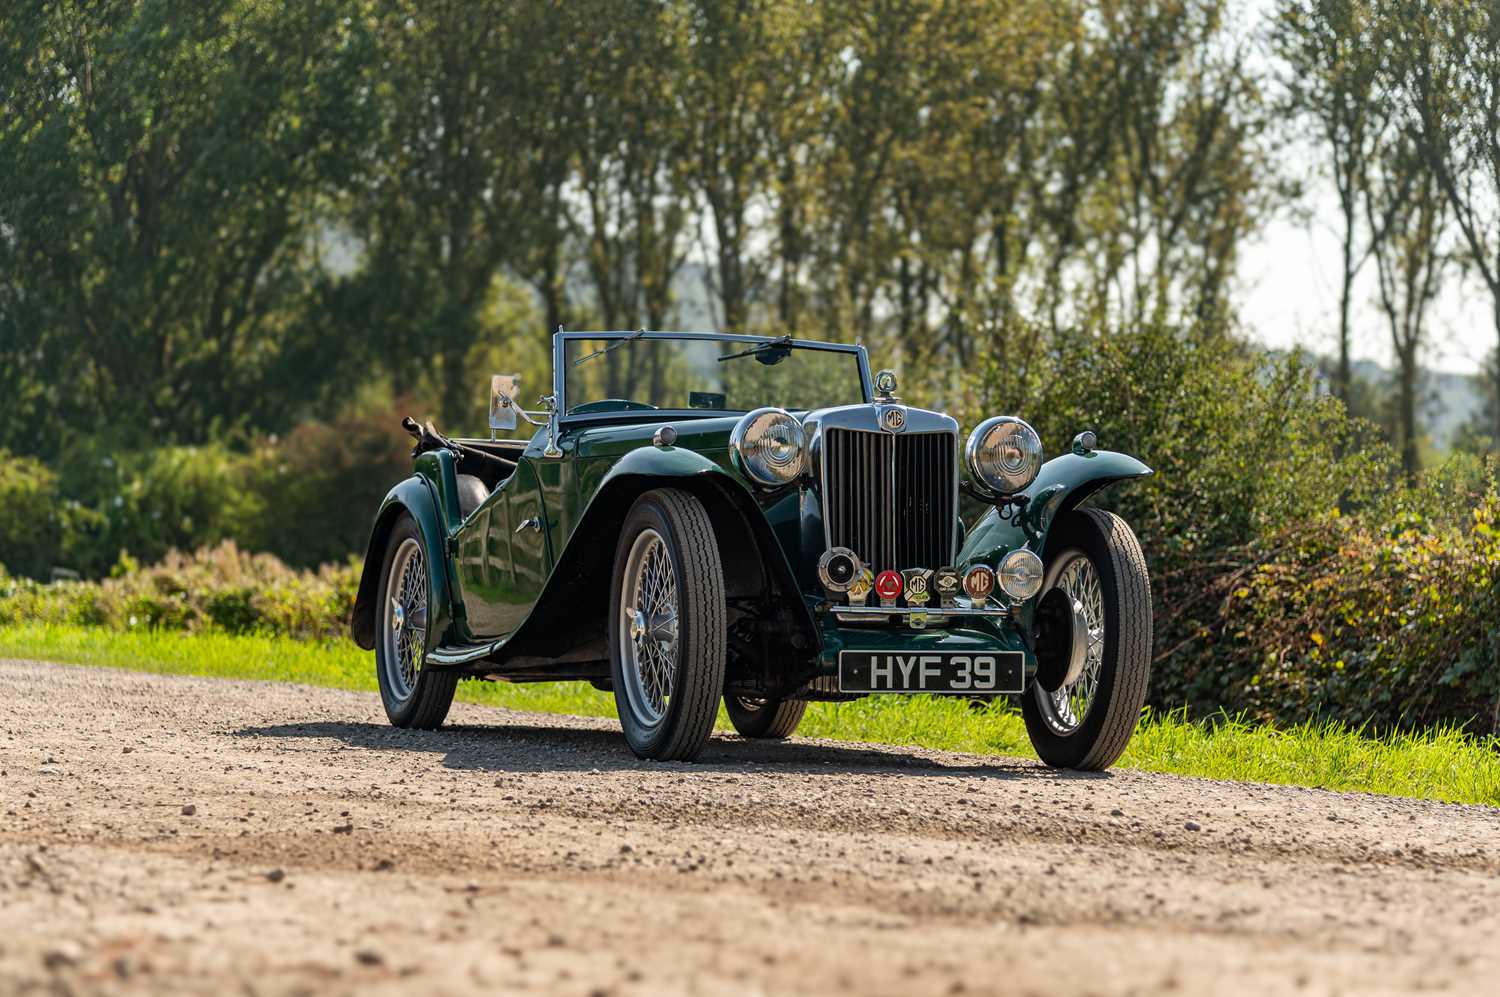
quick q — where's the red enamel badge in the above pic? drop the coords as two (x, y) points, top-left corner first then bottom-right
(874, 570), (903, 601)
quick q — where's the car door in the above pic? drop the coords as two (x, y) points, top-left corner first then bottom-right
(456, 454), (551, 639)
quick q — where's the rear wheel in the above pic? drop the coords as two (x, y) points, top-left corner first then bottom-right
(608, 489), (727, 761)
(375, 514), (458, 729)
(1022, 508), (1151, 770)
(725, 694), (806, 739)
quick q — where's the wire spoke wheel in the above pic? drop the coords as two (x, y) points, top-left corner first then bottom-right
(619, 528), (680, 728)
(608, 489), (726, 761)
(1037, 550), (1105, 736)
(380, 537), (427, 703)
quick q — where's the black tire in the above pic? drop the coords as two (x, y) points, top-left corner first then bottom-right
(1022, 508), (1151, 770)
(608, 489), (727, 761)
(375, 513), (458, 729)
(725, 695), (806, 739)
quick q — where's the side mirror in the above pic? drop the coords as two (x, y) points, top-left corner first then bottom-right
(489, 374), (521, 433)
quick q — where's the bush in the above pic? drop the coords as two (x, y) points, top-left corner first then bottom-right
(35, 396), (415, 578)
(0, 452), (64, 578)
(1208, 482), (1500, 733)
(967, 324), (1500, 733)
(0, 542), (358, 640)
(237, 397), (414, 568)
(51, 444), (267, 578)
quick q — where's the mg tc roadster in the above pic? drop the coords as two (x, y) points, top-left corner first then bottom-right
(350, 331), (1153, 769)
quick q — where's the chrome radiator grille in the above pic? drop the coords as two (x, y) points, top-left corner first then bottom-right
(822, 429), (956, 572)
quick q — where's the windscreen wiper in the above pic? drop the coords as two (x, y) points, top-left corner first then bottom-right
(573, 328), (646, 367)
(717, 333), (793, 363)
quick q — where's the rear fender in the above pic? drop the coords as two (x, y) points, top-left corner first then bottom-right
(349, 473), (458, 651)
(495, 445), (817, 663)
(958, 450), (1153, 571)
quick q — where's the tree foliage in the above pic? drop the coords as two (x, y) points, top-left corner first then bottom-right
(0, 0), (372, 446)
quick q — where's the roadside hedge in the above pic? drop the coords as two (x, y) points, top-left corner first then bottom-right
(0, 397), (413, 580)
(0, 453), (68, 579)
(4, 482), (1498, 735)
(5, 324), (1499, 735)
(0, 542), (358, 642)
(975, 323), (1500, 735)
(1168, 487), (1500, 733)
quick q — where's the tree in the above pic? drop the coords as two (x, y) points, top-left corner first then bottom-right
(1272, 0), (1390, 405)
(572, 2), (690, 332)
(331, 0), (589, 426)
(1392, 0), (1500, 449)
(1087, 0), (1269, 332)
(0, 0), (370, 450)
(672, 0), (792, 332)
(1364, 132), (1449, 478)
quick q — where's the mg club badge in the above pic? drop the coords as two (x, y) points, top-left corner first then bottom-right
(963, 564), (996, 606)
(933, 567), (961, 608)
(874, 570), (903, 608)
(901, 568), (932, 608)
(846, 567), (874, 607)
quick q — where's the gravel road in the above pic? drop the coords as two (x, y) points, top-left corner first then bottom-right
(2, 659), (1498, 996)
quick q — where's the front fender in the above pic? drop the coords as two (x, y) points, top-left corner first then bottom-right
(349, 475), (458, 651)
(958, 450), (1153, 570)
(596, 443), (732, 484)
(494, 444), (818, 663)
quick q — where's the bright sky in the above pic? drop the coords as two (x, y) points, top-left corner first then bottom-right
(1239, 207), (1494, 376)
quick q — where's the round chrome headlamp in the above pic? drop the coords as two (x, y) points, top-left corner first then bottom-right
(965, 416), (1043, 495)
(730, 407), (806, 486)
(996, 549), (1045, 602)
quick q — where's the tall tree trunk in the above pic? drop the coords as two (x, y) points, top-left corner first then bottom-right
(1337, 221), (1355, 405)
(1398, 346), (1419, 481)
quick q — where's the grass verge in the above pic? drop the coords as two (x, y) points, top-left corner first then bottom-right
(3, 622), (1497, 807)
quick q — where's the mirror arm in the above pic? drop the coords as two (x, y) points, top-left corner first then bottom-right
(495, 390), (550, 428)
(498, 389), (563, 458)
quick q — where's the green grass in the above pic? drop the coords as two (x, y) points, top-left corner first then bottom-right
(3, 622), (1498, 807)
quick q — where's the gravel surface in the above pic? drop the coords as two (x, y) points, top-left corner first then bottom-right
(2, 658), (1498, 996)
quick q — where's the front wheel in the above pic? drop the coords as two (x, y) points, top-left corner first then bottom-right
(608, 489), (727, 761)
(1022, 508), (1152, 770)
(375, 513), (458, 729)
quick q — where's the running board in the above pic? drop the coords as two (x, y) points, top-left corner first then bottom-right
(425, 640), (503, 667)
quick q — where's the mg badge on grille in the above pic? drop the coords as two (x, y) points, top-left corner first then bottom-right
(878, 405), (907, 433)
(846, 567), (874, 607)
(901, 568), (932, 608)
(933, 567), (961, 608)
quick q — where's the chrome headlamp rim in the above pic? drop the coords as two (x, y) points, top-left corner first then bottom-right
(730, 407), (807, 487)
(996, 548), (1045, 602)
(965, 416), (1043, 495)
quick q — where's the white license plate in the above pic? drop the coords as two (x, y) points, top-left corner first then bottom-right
(837, 650), (1025, 694)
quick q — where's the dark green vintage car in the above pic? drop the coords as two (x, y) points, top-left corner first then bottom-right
(350, 330), (1154, 768)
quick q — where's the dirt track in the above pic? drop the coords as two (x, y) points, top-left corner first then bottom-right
(2, 660), (1498, 996)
